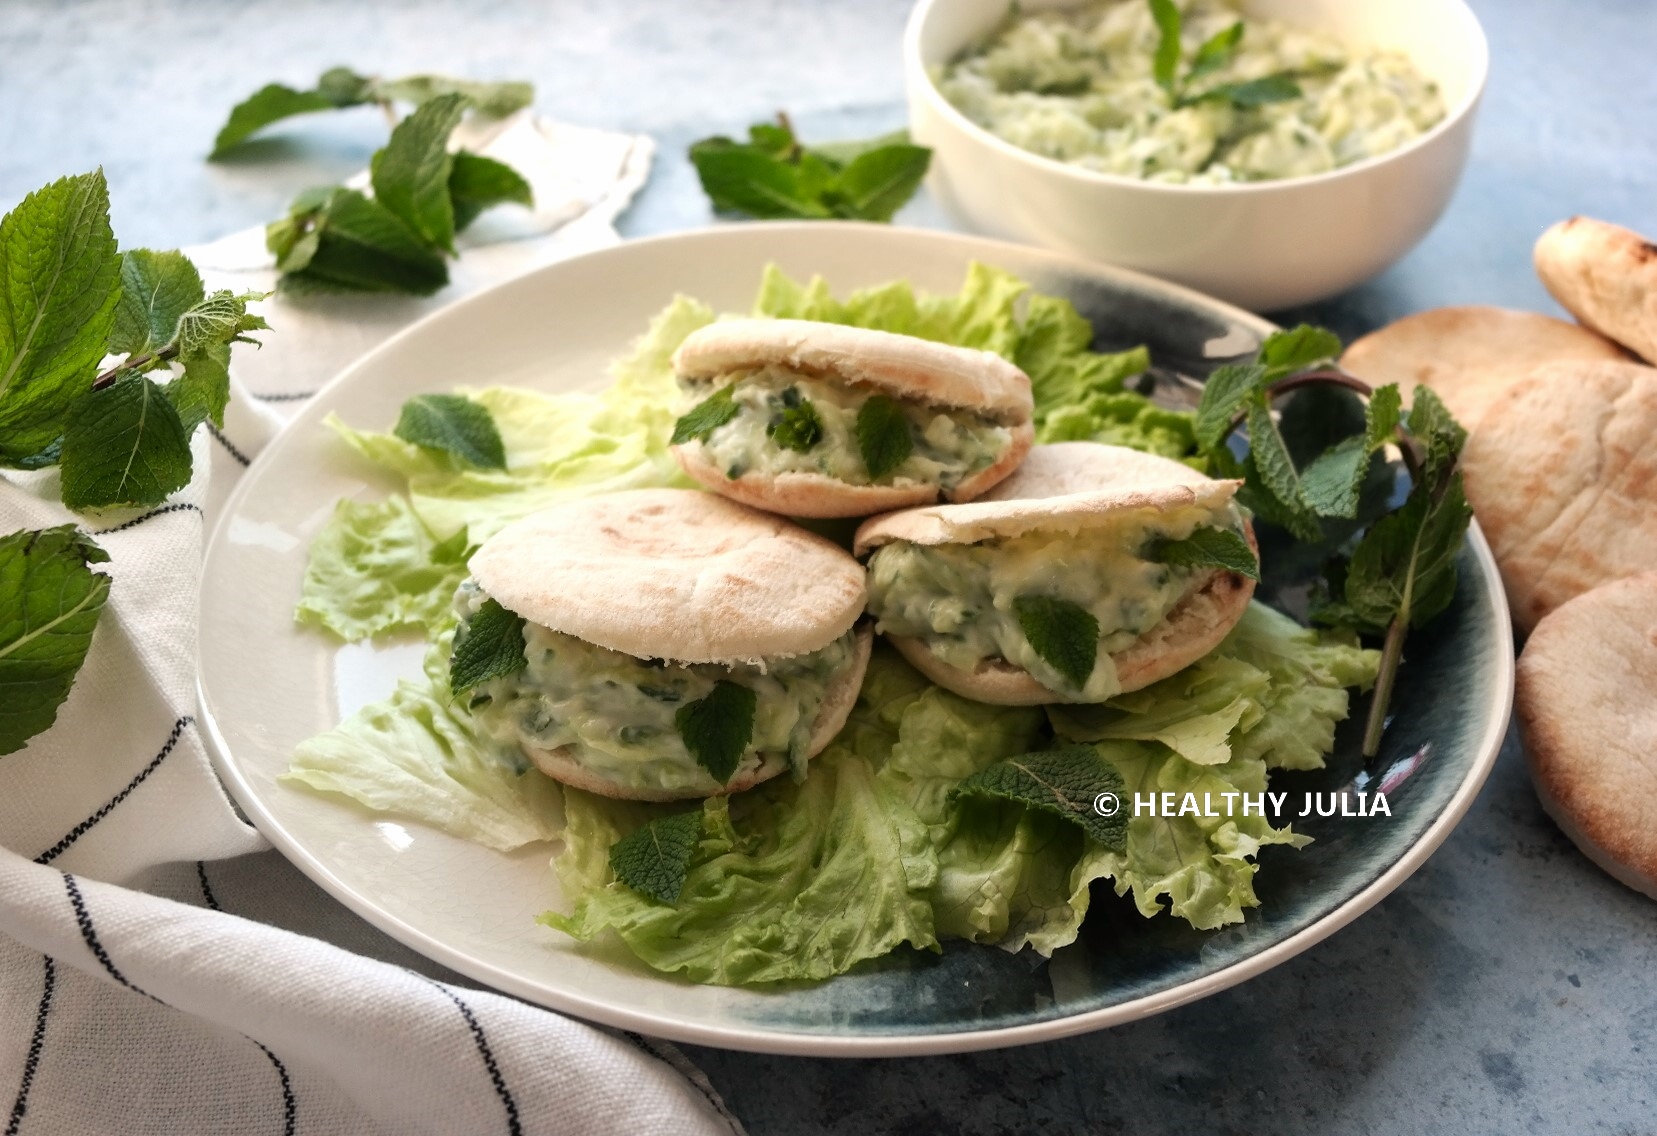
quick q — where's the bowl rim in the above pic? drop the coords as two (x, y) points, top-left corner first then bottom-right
(903, 0), (1491, 197)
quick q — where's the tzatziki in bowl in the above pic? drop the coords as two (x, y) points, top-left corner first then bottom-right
(904, 0), (1488, 309)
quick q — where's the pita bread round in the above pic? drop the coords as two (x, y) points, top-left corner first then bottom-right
(1517, 573), (1657, 899)
(1535, 216), (1657, 365)
(1340, 305), (1627, 430)
(672, 319), (1033, 419)
(672, 419), (1034, 519)
(528, 625), (874, 802)
(1461, 360), (1657, 632)
(858, 442), (1257, 704)
(469, 488), (864, 663)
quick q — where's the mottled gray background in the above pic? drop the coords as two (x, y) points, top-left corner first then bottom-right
(4, 0), (1656, 1132)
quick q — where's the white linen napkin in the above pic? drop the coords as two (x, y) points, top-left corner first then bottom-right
(0, 113), (744, 1136)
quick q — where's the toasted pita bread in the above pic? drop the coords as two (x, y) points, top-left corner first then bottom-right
(1535, 217), (1657, 365)
(858, 443), (1256, 704)
(672, 319), (1033, 418)
(1518, 573), (1657, 899)
(469, 488), (864, 664)
(526, 625), (874, 802)
(1340, 305), (1627, 430)
(1460, 360), (1657, 632)
(672, 419), (1034, 520)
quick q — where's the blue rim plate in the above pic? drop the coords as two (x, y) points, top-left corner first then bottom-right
(198, 222), (1513, 1056)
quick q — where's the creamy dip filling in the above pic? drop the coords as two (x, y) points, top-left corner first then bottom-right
(865, 504), (1241, 700)
(936, 0), (1446, 185)
(455, 580), (860, 796)
(679, 365), (1012, 488)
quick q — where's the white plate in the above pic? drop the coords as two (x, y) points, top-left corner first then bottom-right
(199, 222), (1512, 1056)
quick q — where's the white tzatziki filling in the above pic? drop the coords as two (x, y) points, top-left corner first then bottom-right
(865, 503), (1243, 700)
(454, 580), (859, 796)
(679, 365), (1012, 489)
(935, 0), (1446, 185)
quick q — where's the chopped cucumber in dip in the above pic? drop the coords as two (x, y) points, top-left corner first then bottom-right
(677, 365), (1012, 487)
(866, 501), (1243, 700)
(936, 0), (1446, 185)
(453, 580), (860, 797)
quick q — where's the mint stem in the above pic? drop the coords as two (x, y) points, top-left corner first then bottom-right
(1362, 613), (1407, 757)
(91, 344), (178, 391)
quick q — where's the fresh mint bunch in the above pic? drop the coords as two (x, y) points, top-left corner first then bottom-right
(264, 94), (534, 296)
(1192, 325), (1473, 756)
(0, 171), (268, 509)
(1148, 0), (1302, 111)
(690, 114), (931, 223)
(211, 67), (534, 157)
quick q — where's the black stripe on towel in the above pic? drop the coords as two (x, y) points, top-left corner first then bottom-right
(3, 956), (56, 1136)
(252, 390), (317, 402)
(419, 978), (521, 1136)
(34, 717), (193, 866)
(196, 861), (221, 911)
(93, 502), (203, 535)
(253, 1042), (297, 1136)
(207, 422), (253, 467)
(63, 874), (159, 1004)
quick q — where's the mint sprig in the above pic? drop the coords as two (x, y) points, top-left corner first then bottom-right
(1013, 595), (1100, 691)
(951, 745), (1128, 848)
(855, 394), (913, 479)
(394, 394), (508, 470)
(210, 67), (533, 158)
(1147, 0), (1301, 111)
(1150, 527), (1260, 580)
(675, 681), (757, 784)
(609, 811), (704, 904)
(690, 114), (931, 223)
(0, 526), (111, 756)
(450, 598), (528, 696)
(1191, 326), (1472, 757)
(671, 385), (741, 446)
(768, 392), (823, 453)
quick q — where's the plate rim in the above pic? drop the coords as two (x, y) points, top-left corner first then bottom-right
(198, 220), (1515, 1057)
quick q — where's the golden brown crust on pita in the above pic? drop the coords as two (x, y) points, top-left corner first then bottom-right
(1517, 573), (1657, 899)
(1340, 305), (1628, 430)
(672, 319), (1034, 420)
(1535, 216), (1657, 365)
(1461, 360), (1657, 632)
(470, 489), (865, 663)
(671, 420), (1035, 518)
(525, 624), (874, 801)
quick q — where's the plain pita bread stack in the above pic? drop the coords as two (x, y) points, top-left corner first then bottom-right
(1536, 216), (1657, 364)
(855, 444), (1257, 705)
(469, 488), (872, 799)
(1517, 572), (1657, 900)
(1340, 305), (1626, 430)
(670, 319), (1034, 517)
(1460, 360), (1657, 632)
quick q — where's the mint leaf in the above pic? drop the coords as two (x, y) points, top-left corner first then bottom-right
(370, 93), (465, 254)
(1342, 472), (1472, 632)
(0, 171), (121, 467)
(448, 152), (534, 231)
(1246, 400), (1321, 538)
(1150, 527), (1260, 580)
(0, 526), (111, 756)
(825, 143), (931, 222)
(768, 393), (823, 452)
(272, 188), (449, 296)
(109, 250), (205, 359)
(371, 75), (533, 118)
(1195, 73), (1303, 109)
(671, 384), (740, 445)
(609, 811), (703, 904)
(689, 139), (832, 219)
(393, 393), (507, 470)
(1298, 385), (1400, 519)
(675, 681), (757, 784)
(58, 375), (193, 511)
(210, 82), (365, 158)
(1406, 385), (1467, 470)
(450, 597), (527, 695)
(1148, 0), (1184, 93)
(168, 341), (231, 434)
(1193, 361), (1266, 450)
(951, 745), (1128, 848)
(1188, 21), (1244, 81)
(856, 394), (913, 479)
(1259, 325), (1343, 380)
(1013, 595), (1099, 690)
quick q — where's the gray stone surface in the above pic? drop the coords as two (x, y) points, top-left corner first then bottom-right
(5, 0), (1656, 1132)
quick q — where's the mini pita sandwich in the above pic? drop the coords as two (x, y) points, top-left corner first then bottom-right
(1340, 305), (1627, 430)
(1460, 359), (1657, 632)
(854, 443), (1257, 705)
(669, 319), (1034, 518)
(1518, 572), (1657, 900)
(1535, 216), (1657, 365)
(459, 488), (871, 801)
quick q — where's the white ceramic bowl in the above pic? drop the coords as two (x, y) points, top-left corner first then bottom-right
(905, 0), (1489, 311)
